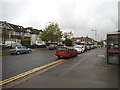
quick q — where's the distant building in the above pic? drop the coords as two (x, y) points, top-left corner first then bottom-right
(72, 36), (96, 44)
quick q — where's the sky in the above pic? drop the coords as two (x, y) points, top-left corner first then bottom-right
(1, 0), (119, 41)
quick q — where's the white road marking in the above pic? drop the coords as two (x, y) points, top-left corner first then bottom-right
(98, 55), (105, 57)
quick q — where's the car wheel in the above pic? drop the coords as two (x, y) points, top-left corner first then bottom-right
(58, 56), (61, 59)
(68, 54), (72, 59)
(16, 51), (20, 55)
(11, 53), (14, 55)
(75, 53), (78, 56)
(28, 50), (32, 53)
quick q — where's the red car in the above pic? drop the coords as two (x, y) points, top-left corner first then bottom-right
(55, 46), (78, 59)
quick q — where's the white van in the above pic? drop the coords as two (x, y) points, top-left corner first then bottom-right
(5, 41), (21, 48)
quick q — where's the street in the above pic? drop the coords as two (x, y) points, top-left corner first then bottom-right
(2, 48), (118, 88)
(3, 50), (58, 79)
(1, 0), (119, 89)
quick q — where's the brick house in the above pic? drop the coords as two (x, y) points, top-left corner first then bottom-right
(72, 36), (95, 44)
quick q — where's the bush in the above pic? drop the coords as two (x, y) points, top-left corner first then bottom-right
(21, 39), (31, 47)
(64, 39), (73, 46)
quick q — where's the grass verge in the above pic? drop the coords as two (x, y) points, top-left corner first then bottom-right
(0, 51), (10, 56)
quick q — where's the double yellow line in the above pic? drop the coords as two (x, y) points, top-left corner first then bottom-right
(0, 59), (64, 86)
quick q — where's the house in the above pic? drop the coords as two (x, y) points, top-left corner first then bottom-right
(0, 21), (43, 47)
(25, 27), (43, 45)
(1, 21), (31, 44)
(72, 36), (96, 44)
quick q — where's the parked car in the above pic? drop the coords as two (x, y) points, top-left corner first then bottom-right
(55, 46), (78, 59)
(86, 45), (91, 50)
(90, 45), (94, 49)
(48, 44), (58, 50)
(82, 45), (87, 51)
(93, 45), (98, 48)
(73, 45), (85, 53)
(10, 46), (32, 55)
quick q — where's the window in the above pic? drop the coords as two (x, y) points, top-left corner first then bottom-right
(68, 48), (73, 51)
(24, 33), (30, 36)
(57, 47), (67, 51)
(15, 32), (20, 35)
(108, 36), (119, 50)
(22, 46), (27, 49)
(17, 46), (22, 49)
(10, 31), (15, 35)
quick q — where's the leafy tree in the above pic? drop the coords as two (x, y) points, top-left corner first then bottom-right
(64, 39), (73, 46)
(40, 22), (63, 42)
(97, 40), (104, 45)
(118, 30), (120, 32)
(63, 31), (73, 39)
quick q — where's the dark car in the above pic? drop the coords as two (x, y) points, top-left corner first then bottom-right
(55, 46), (78, 59)
(48, 44), (58, 50)
(10, 46), (32, 55)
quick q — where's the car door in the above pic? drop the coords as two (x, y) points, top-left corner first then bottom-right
(17, 46), (23, 53)
(70, 48), (75, 56)
(22, 46), (28, 53)
(68, 48), (72, 56)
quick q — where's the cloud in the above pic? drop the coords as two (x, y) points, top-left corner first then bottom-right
(1, 0), (118, 40)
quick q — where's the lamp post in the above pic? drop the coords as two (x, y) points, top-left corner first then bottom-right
(92, 29), (97, 41)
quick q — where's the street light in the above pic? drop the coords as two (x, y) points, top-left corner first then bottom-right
(92, 29), (97, 41)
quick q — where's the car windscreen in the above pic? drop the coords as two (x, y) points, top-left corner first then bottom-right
(57, 47), (67, 51)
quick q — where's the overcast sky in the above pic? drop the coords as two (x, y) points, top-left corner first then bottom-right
(1, 0), (119, 41)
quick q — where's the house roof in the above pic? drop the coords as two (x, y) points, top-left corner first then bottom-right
(0, 21), (14, 30)
(72, 36), (95, 42)
(25, 28), (43, 34)
(8, 23), (25, 32)
(1, 21), (43, 34)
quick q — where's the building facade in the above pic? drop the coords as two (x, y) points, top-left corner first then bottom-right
(72, 36), (96, 44)
(0, 21), (43, 46)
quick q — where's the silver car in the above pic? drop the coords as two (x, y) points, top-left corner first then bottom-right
(10, 46), (32, 55)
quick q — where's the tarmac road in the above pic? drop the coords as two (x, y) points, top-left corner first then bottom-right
(2, 50), (58, 80)
(14, 48), (118, 88)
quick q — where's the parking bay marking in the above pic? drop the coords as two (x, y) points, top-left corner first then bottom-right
(0, 59), (65, 86)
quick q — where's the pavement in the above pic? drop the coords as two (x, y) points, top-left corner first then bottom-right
(13, 48), (118, 88)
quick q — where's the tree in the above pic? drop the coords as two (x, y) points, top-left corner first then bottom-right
(97, 40), (104, 45)
(64, 39), (73, 46)
(40, 22), (63, 43)
(63, 31), (73, 39)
